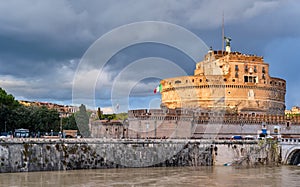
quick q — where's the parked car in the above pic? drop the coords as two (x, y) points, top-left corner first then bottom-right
(0, 132), (13, 138)
(231, 135), (243, 140)
(244, 135), (255, 140)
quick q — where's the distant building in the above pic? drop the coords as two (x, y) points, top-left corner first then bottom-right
(285, 106), (300, 115)
(90, 119), (128, 139)
(18, 100), (78, 117)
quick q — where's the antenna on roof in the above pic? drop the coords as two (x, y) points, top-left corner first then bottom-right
(222, 11), (224, 52)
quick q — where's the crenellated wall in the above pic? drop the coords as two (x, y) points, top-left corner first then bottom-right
(128, 109), (300, 139)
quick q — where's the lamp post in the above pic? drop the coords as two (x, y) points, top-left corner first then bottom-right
(240, 122), (244, 136)
(146, 122), (149, 139)
(60, 114), (62, 132)
(59, 113), (63, 138)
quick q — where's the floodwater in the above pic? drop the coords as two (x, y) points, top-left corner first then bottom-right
(0, 166), (299, 187)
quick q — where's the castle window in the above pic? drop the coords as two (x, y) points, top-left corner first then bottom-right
(235, 72), (239, 78)
(249, 76), (253, 82)
(206, 79), (209, 82)
(262, 67), (266, 73)
(244, 76), (257, 83)
(186, 80), (188, 83)
(192, 79), (194, 83)
(245, 65), (248, 72)
(199, 79), (202, 82)
(262, 74), (265, 80)
(232, 79), (235, 82)
(254, 66), (257, 73)
(175, 80), (181, 84)
(235, 65), (239, 71)
(224, 78), (227, 82)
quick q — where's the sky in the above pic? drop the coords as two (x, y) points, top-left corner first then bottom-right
(0, 0), (300, 113)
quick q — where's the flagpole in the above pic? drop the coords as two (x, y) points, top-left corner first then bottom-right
(222, 11), (224, 52)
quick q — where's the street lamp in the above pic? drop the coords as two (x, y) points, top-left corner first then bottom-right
(240, 122), (244, 135)
(60, 114), (62, 132)
(146, 122), (149, 139)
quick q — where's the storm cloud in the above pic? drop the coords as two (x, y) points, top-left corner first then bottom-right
(0, 0), (299, 112)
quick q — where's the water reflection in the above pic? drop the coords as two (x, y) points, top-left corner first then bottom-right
(0, 166), (299, 187)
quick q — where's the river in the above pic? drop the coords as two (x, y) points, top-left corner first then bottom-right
(0, 166), (299, 187)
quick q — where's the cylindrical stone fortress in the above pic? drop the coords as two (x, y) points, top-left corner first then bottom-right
(161, 50), (286, 115)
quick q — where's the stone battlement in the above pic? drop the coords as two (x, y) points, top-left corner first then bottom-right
(206, 50), (264, 62)
(128, 109), (299, 124)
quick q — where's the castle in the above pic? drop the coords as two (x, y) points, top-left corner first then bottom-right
(91, 40), (300, 139)
(160, 42), (286, 115)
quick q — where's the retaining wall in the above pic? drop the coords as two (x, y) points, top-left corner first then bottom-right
(0, 138), (279, 173)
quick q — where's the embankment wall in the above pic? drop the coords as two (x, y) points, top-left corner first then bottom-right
(0, 139), (278, 173)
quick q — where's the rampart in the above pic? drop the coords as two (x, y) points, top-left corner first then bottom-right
(127, 109), (300, 139)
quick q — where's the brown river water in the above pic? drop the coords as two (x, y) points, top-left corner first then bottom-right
(0, 166), (299, 187)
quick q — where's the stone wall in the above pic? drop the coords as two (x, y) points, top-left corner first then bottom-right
(0, 139), (214, 173)
(0, 139), (281, 173)
(128, 109), (300, 139)
(213, 140), (280, 167)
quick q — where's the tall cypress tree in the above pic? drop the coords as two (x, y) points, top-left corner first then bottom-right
(75, 104), (90, 137)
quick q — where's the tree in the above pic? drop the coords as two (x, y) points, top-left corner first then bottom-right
(8, 105), (60, 133)
(0, 88), (19, 108)
(0, 87), (19, 132)
(62, 114), (78, 130)
(75, 104), (90, 137)
(9, 105), (32, 131)
(0, 87), (63, 134)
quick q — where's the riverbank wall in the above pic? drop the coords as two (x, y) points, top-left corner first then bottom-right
(0, 138), (279, 173)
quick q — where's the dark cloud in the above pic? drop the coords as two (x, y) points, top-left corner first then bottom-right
(0, 0), (299, 112)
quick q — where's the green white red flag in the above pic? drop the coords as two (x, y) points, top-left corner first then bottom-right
(154, 84), (162, 94)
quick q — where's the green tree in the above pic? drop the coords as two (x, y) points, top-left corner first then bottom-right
(75, 104), (90, 137)
(9, 105), (60, 133)
(0, 88), (19, 108)
(116, 113), (128, 120)
(0, 87), (62, 134)
(62, 114), (78, 130)
(0, 87), (19, 132)
(9, 105), (32, 131)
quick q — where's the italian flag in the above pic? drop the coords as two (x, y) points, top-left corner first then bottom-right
(154, 84), (162, 94)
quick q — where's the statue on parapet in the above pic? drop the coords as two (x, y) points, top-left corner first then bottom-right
(224, 36), (231, 47)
